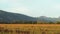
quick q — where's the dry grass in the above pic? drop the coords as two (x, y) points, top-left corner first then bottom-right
(0, 24), (60, 34)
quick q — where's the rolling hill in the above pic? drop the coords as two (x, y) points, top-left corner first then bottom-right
(0, 10), (37, 23)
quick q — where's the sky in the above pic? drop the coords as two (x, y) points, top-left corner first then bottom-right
(0, 0), (60, 17)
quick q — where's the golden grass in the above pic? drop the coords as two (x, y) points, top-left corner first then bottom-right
(0, 24), (60, 34)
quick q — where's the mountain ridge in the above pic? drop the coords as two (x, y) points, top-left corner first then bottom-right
(0, 10), (60, 24)
(0, 10), (37, 23)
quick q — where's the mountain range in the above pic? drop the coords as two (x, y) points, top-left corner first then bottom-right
(0, 10), (60, 23)
(38, 16), (57, 22)
(0, 10), (37, 23)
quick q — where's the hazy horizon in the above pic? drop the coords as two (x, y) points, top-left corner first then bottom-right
(0, 0), (60, 18)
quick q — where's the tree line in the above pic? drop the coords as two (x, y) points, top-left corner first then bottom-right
(0, 20), (60, 24)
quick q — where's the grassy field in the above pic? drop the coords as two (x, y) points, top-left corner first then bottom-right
(0, 24), (60, 34)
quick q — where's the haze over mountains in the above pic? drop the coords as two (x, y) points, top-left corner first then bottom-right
(38, 16), (57, 22)
(0, 10), (60, 23)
